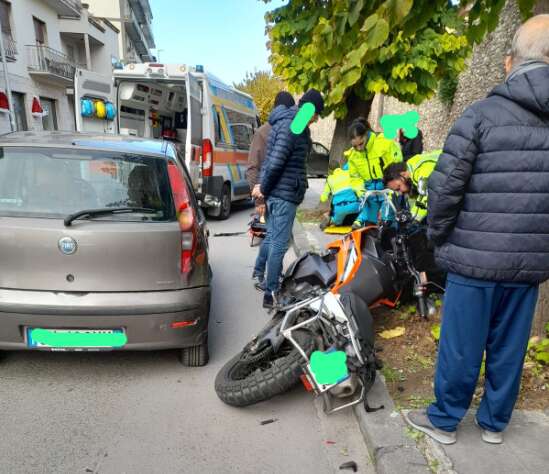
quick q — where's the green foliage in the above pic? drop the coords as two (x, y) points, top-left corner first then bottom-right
(261, 0), (537, 118)
(382, 366), (406, 383)
(405, 425), (425, 441)
(234, 70), (287, 123)
(431, 324), (440, 342)
(406, 394), (436, 408)
(406, 304), (417, 315)
(530, 338), (549, 364)
(527, 322), (549, 365)
(438, 74), (459, 107)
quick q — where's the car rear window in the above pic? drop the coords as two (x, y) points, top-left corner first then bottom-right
(0, 147), (175, 221)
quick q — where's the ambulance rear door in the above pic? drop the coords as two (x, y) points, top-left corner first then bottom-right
(186, 72), (204, 192)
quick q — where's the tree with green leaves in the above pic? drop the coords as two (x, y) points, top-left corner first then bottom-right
(234, 70), (289, 123)
(262, 0), (537, 165)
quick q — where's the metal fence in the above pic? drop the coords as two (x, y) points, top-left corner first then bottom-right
(26, 45), (76, 80)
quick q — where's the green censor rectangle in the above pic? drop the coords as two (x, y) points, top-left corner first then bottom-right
(28, 328), (127, 348)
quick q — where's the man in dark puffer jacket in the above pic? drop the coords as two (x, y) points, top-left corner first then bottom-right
(257, 89), (324, 308)
(405, 15), (549, 446)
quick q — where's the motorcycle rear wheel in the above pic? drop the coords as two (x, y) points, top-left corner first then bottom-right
(215, 331), (314, 407)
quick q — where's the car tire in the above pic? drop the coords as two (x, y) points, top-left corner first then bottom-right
(218, 183), (231, 220)
(179, 339), (209, 367)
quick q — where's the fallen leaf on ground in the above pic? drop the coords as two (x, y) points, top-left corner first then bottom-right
(379, 326), (406, 339)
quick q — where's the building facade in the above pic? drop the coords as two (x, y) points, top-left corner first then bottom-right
(0, 0), (120, 133)
(85, 0), (155, 64)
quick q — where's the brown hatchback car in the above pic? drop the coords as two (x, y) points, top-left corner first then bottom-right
(0, 132), (211, 366)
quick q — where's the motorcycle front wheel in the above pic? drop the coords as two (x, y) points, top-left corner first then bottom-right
(215, 331), (314, 407)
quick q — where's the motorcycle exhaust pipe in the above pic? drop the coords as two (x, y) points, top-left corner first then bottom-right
(329, 374), (358, 398)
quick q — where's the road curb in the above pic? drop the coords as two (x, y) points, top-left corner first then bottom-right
(291, 220), (431, 474)
(291, 219), (310, 257)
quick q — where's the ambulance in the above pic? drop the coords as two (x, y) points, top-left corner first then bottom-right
(74, 63), (259, 219)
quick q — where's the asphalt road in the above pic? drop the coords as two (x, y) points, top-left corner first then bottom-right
(0, 201), (372, 474)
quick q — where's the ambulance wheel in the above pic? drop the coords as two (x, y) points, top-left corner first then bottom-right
(219, 184), (232, 220)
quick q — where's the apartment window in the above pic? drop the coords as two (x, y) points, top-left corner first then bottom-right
(33, 17), (47, 46)
(0, 1), (12, 37)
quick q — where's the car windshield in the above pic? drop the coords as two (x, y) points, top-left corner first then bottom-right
(0, 146), (175, 221)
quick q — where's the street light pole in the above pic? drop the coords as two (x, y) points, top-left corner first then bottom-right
(0, 31), (16, 132)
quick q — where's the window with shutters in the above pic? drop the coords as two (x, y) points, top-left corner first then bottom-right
(33, 17), (47, 46)
(0, 1), (12, 38)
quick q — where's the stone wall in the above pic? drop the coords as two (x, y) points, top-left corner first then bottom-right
(369, 0), (523, 150)
(309, 112), (336, 148)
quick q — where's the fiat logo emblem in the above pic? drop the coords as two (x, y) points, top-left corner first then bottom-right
(58, 237), (77, 255)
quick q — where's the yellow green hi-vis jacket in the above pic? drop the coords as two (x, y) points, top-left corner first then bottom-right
(320, 168), (364, 202)
(407, 150), (442, 222)
(344, 132), (403, 183)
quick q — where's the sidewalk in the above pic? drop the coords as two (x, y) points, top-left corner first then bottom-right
(291, 188), (549, 474)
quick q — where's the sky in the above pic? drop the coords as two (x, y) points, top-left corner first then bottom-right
(150, 0), (287, 85)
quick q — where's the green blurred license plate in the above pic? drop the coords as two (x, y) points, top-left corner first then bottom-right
(26, 328), (127, 350)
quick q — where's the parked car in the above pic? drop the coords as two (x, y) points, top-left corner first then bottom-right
(0, 131), (211, 366)
(307, 141), (330, 178)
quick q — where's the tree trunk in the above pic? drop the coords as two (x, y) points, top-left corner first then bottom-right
(328, 92), (374, 170)
(531, 0), (549, 338)
(533, 283), (549, 337)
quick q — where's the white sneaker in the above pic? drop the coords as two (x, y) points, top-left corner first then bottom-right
(404, 409), (457, 445)
(474, 419), (504, 444)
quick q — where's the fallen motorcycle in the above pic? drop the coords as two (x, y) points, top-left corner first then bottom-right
(215, 190), (442, 413)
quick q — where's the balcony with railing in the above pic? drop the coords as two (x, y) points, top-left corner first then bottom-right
(124, 6), (149, 58)
(128, 0), (153, 25)
(26, 45), (76, 85)
(1, 34), (17, 62)
(43, 0), (82, 17)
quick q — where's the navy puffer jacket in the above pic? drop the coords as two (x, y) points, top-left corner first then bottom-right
(428, 64), (549, 283)
(260, 105), (311, 205)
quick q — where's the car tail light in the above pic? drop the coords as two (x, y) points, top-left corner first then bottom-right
(168, 162), (196, 275)
(202, 139), (213, 177)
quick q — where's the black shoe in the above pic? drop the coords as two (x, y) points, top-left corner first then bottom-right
(319, 216), (331, 231)
(263, 292), (275, 309)
(252, 274), (265, 292)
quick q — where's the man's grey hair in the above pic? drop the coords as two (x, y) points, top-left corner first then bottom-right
(510, 14), (549, 64)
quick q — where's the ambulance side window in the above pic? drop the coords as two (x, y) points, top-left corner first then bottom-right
(212, 106), (225, 145)
(224, 108), (256, 151)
